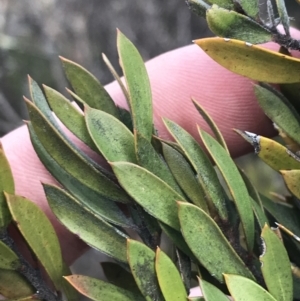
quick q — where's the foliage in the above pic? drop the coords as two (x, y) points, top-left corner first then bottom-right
(1, 0), (300, 300)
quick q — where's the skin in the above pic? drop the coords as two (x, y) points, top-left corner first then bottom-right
(3, 29), (299, 269)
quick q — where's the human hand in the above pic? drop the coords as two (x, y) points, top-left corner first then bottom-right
(1, 40), (278, 269)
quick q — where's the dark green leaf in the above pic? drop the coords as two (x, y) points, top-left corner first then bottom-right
(6, 194), (63, 290)
(251, 198), (268, 229)
(44, 85), (97, 151)
(135, 132), (183, 196)
(155, 248), (187, 301)
(112, 162), (186, 230)
(117, 30), (153, 141)
(162, 143), (209, 212)
(200, 129), (254, 250)
(0, 143), (14, 229)
(44, 184), (128, 263)
(28, 123), (133, 227)
(179, 203), (254, 283)
(186, 0), (210, 17)
(255, 85), (300, 145)
(207, 5), (271, 44)
(26, 99), (130, 203)
(127, 239), (163, 301)
(260, 224), (293, 301)
(60, 57), (119, 118)
(0, 240), (20, 270)
(163, 118), (228, 221)
(85, 107), (137, 163)
(65, 275), (144, 301)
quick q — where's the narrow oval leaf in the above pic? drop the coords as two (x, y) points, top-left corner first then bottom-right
(199, 279), (229, 301)
(163, 118), (228, 221)
(0, 269), (34, 298)
(200, 129), (254, 250)
(44, 85), (97, 151)
(86, 107), (137, 163)
(44, 184), (128, 263)
(155, 248), (187, 301)
(0, 240), (20, 270)
(192, 98), (229, 154)
(60, 57), (119, 118)
(275, 0), (290, 36)
(117, 30), (153, 141)
(260, 194), (300, 239)
(239, 0), (259, 18)
(135, 131), (183, 196)
(6, 194), (63, 290)
(260, 224), (293, 301)
(162, 143), (209, 212)
(255, 85), (300, 145)
(102, 53), (131, 109)
(179, 203), (254, 282)
(28, 124), (132, 227)
(225, 274), (277, 301)
(0, 143), (14, 229)
(65, 275), (143, 301)
(26, 99), (129, 203)
(207, 5), (271, 44)
(251, 198), (268, 230)
(195, 37), (300, 83)
(186, 0), (210, 17)
(281, 170), (300, 199)
(236, 130), (300, 171)
(111, 162), (186, 230)
(127, 240), (164, 301)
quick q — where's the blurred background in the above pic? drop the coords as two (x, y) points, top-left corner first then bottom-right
(0, 0), (299, 283)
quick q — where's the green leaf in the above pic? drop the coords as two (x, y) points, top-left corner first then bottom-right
(127, 240), (164, 301)
(178, 203), (254, 282)
(260, 224), (293, 301)
(163, 118), (228, 221)
(28, 123), (133, 228)
(192, 98), (229, 154)
(0, 240), (20, 270)
(207, 5), (271, 44)
(225, 274), (277, 301)
(155, 248), (187, 301)
(200, 129), (254, 250)
(162, 143), (209, 212)
(281, 170), (300, 202)
(117, 30), (153, 141)
(275, 0), (290, 36)
(135, 132), (183, 196)
(65, 275), (144, 301)
(236, 131), (300, 171)
(261, 194), (300, 237)
(0, 143), (14, 229)
(44, 184), (128, 263)
(195, 37), (300, 83)
(206, 0), (234, 10)
(60, 57), (119, 118)
(186, 0), (210, 17)
(255, 85), (300, 145)
(111, 162), (186, 230)
(0, 269), (34, 298)
(101, 262), (140, 294)
(26, 99), (130, 203)
(251, 198), (268, 229)
(6, 194), (63, 290)
(85, 107), (137, 163)
(239, 0), (259, 18)
(102, 53), (131, 109)
(44, 85), (97, 151)
(199, 279), (229, 301)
